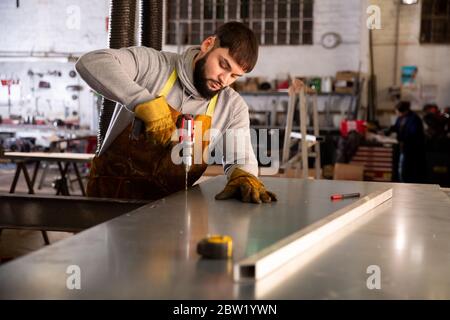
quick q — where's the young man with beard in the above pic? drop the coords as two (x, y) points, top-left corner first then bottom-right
(76, 22), (277, 203)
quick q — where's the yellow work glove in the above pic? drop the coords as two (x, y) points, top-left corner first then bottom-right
(215, 168), (277, 204)
(134, 96), (176, 146)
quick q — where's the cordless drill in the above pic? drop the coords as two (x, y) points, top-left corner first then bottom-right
(179, 114), (194, 190)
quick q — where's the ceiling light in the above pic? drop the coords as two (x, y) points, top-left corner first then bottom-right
(401, 0), (418, 4)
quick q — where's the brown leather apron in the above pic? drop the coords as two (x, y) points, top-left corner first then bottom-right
(86, 70), (218, 200)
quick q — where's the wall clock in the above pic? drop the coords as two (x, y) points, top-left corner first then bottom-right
(321, 32), (341, 49)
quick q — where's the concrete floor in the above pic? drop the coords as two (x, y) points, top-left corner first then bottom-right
(0, 162), (83, 263)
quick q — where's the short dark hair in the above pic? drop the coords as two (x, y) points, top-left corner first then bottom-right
(396, 101), (411, 113)
(214, 21), (259, 73)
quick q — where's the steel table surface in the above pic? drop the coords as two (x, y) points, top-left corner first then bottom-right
(0, 177), (449, 299)
(0, 193), (149, 232)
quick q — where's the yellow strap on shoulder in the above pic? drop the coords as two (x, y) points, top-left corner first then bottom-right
(206, 94), (218, 117)
(159, 69), (178, 98)
(160, 68), (218, 117)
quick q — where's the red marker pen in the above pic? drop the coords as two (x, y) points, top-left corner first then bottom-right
(330, 193), (361, 200)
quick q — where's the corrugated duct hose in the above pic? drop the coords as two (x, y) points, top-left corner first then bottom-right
(141, 0), (163, 50)
(97, 0), (163, 154)
(97, 0), (136, 153)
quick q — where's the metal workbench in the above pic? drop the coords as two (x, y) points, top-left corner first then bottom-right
(2, 152), (94, 196)
(0, 177), (449, 299)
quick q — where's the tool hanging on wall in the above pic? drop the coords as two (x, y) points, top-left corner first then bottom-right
(27, 70), (44, 78)
(1, 78), (20, 112)
(47, 70), (62, 77)
(66, 85), (83, 92)
(38, 81), (51, 89)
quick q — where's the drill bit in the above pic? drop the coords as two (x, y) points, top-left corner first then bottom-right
(185, 163), (191, 191)
(180, 115), (194, 192)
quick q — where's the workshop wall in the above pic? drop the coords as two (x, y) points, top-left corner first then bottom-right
(2, 0), (449, 129)
(369, 0), (450, 115)
(164, 0), (365, 80)
(0, 0), (109, 129)
(163, 0), (367, 128)
(253, 0), (364, 78)
(0, 61), (97, 130)
(0, 0), (109, 53)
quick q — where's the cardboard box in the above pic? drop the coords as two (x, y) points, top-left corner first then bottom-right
(335, 71), (359, 94)
(333, 163), (364, 181)
(280, 167), (319, 179)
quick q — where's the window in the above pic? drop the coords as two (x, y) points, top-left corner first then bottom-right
(420, 0), (450, 44)
(166, 0), (314, 45)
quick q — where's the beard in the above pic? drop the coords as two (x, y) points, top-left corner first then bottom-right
(193, 52), (222, 99)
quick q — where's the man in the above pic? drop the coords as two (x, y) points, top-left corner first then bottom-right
(76, 22), (277, 203)
(423, 103), (446, 141)
(387, 101), (425, 183)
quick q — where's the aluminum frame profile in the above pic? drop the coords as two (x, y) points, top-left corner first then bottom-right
(234, 188), (393, 281)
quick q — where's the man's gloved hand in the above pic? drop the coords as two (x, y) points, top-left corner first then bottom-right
(134, 96), (176, 146)
(215, 168), (277, 204)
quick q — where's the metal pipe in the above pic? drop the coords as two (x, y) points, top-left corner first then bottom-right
(141, 0), (163, 50)
(97, 0), (138, 153)
(393, 0), (401, 86)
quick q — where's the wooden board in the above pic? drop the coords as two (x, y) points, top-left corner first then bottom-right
(3, 152), (94, 161)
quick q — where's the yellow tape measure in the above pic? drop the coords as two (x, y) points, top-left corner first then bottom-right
(197, 235), (233, 259)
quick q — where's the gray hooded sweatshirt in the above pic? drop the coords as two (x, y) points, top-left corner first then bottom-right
(75, 46), (258, 178)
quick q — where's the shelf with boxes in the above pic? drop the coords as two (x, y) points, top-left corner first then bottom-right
(235, 71), (363, 130)
(240, 90), (360, 129)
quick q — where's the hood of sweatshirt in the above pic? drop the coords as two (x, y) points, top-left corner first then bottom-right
(176, 46), (204, 100)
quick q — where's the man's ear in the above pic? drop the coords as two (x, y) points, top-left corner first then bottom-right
(200, 36), (216, 53)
